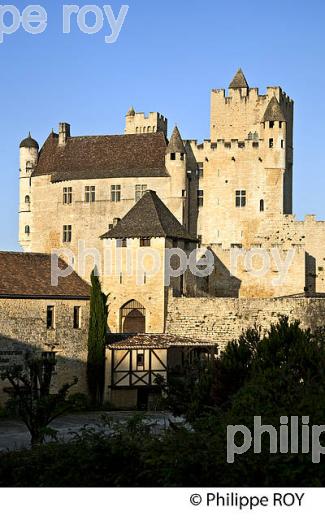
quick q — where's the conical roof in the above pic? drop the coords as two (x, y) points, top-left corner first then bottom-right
(127, 106), (135, 116)
(101, 190), (196, 241)
(20, 132), (39, 149)
(229, 68), (249, 89)
(262, 97), (286, 122)
(166, 126), (186, 154)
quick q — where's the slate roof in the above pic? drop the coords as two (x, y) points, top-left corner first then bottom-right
(0, 252), (90, 299)
(166, 126), (186, 154)
(20, 132), (39, 149)
(100, 190), (197, 241)
(229, 68), (249, 89)
(33, 132), (169, 182)
(262, 96), (286, 122)
(107, 333), (217, 349)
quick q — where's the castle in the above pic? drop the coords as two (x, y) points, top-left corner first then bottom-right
(13, 69), (325, 408)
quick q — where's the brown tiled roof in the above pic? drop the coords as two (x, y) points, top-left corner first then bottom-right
(33, 132), (169, 182)
(166, 126), (186, 154)
(262, 96), (286, 122)
(229, 68), (249, 89)
(100, 190), (197, 241)
(0, 252), (90, 299)
(107, 333), (217, 349)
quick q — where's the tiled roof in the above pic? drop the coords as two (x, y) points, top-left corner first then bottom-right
(33, 132), (169, 182)
(262, 96), (286, 122)
(229, 68), (249, 89)
(100, 190), (197, 241)
(0, 252), (90, 299)
(166, 126), (186, 154)
(107, 333), (217, 349)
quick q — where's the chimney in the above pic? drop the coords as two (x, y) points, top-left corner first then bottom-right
(59, 122), (71, 146)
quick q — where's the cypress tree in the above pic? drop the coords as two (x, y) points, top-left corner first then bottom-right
(87, 269), (108, 406)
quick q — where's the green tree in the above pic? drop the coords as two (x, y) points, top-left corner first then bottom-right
(87, 269), (108, 406)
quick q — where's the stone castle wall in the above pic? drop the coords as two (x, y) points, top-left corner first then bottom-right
(0, 298), (89, 404)
(166, 294), (325, 349)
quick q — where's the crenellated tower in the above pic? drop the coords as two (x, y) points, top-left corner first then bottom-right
(125, 107), (168, 137)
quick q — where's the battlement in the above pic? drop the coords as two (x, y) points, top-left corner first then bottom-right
(187, 137), (263, 154)
(211, 86), (292, 104)
(125, 110), (168, 136)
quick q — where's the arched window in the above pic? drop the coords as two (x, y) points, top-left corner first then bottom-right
(136, 127), (139, 133)
(25, 225), (30, 235)
(248, 132), (253, 140)
(147, 126), (151, 132)
(25, 195), (30, 204)
(260, 199), (265, 212)
(120, 300), (146, 333)
(253, 132), (259, 141)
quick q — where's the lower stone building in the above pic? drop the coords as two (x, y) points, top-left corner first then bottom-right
(0, 252), (90, 404)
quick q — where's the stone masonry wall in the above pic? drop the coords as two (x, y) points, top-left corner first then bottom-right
(166, 294), (325, 349)
(0, 298), (89, 404)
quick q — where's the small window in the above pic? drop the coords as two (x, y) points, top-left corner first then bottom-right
(25, 195), (30, 204)
(236, 190), (246, 208)
(147, 126), (151, 132)
(25, 225), (30, 235)
(231, 243), (243, 249)
(117, 238), (127, 248)
(182, 189), (187, 197)
(85, 186), (96, 203)
(135, 184), (147, 202)
(140, 238), (151, 247)
(225, 142), (231, 149)
(248, 132), (253, 140)
(279, 121), (283, 129)
(119, 273), (123, 284)
(197, 190), (204, 207)
(269, 138), (274, 148)
(111, 185), (121, 202)
(252, 142), (259, 148)
(47, 306), (55, 329)
(197, 235), (202, 247)
(238, 142), (245, 149)
(136, 127), (139, 133)
(197, 162), (204, 178)
(63, 187), (72, 205)
(180, 153), (184, 161)
(73, 306), (81, 329)
(281, 140), (284, 149)
(137, 351), (144, 369)
(63, 225), (72, 243)
(170, 153), (176, 160)
(269, 121), (274, 129)
(260, 199), (265, 212)
(26, 161), (33, 174)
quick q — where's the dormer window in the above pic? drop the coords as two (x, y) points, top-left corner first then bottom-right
(117, 238), (127, 248)
(269, 121), (274, 129)
(140, 238), (151, 247)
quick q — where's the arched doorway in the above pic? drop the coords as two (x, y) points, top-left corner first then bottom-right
(121, 300), (146, 333)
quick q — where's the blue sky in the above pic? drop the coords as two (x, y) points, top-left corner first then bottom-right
(1, 0), (325, 250)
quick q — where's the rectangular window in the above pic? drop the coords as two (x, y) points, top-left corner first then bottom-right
(269, 138), (274, 148)
(197, 190), (204, 207)
(117, 238), (127, 248)
(170, 152), (176, 160)
(63, 225), (72, 243)
(46, 306), (55, 329)
(279, 121), (283, 129)
(140, 238), (151, 247)
(281, 140), (284, 149)
(137, 351), (144, 369)
(269, 121), (274, 129)
(197, 162), (204, 178)
(235, 190), (246, 208)
(73, 306), (81, 329)
(111, 185), (121, 202)
(135, 184), (147, 202)
(63, 187), (72, 204)
(85, 186), (96, 203)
